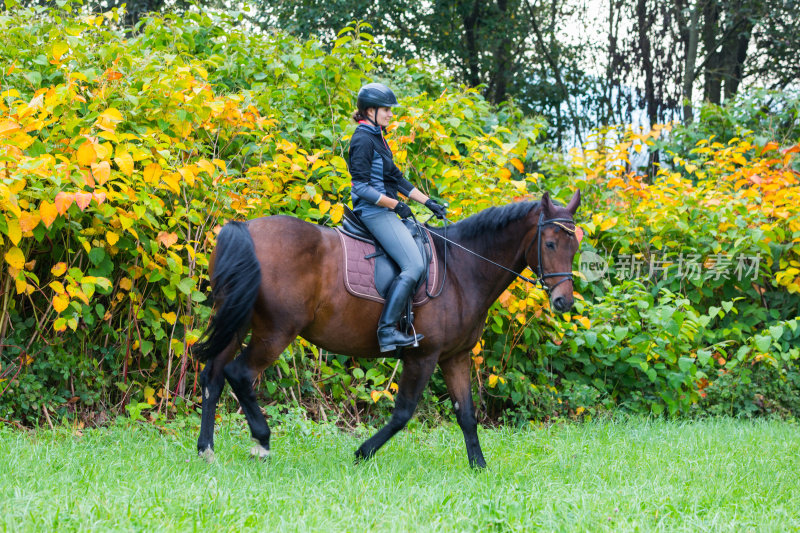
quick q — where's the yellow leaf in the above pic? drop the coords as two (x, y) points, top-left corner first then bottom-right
(143, 162), (162, 184)
(15, 278), (28, 294)
(74, 192), (92, 211)
(19, 212), (40, 232)
(197, 159), (215, 176)
(162, 311), (177, 325)
(77, 140), (97, 166)
(319, 200), (331, 214)
(51, 41), (69, 61)
(4, 246), (25, 269)
(52, 294), (70, 313)
(91, 161), (111, 185)
(0, 118), (21, 138)
(472, 342), (482, 356)
(39, 200), (58, 228)
(51, 262), (67, 276)
(51, 281), (66, 294)
(329, 204), (344, 224)
(114, 151), (134, 177)
(178, 167), (196, 187)
(6, 218), (21, 246)
(488, 374), (499, 388)
(119, 277), (132, 291)
(66, 285), (90, 305)
(498, 168), (511, 180)
(118, 214), (134, 230)
(54, 192), (74, 215)
(99, 107), (123, 124)
(163, 172), (181, 193)
(370, 390), (382, 403)
(106, 231), (119, 246)
(576, 316), (591, 329)
(599, 217), (618, 232)
(510, 158), (525, 172)
(157, 231), (178, 248)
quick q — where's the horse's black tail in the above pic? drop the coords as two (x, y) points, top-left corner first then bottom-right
(194, 221), (261, 363)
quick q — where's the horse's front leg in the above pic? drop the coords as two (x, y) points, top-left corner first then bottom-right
(355, 354), (438, 462)
(439, 351), (486, 469)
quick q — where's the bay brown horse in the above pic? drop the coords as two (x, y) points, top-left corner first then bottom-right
(194, 190), (581, 468)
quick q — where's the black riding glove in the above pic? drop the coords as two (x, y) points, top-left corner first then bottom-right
(425, 199), (447, 220)
(393, 201), (413, 219)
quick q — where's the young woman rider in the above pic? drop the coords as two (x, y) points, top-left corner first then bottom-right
(347, 82), (447, 352)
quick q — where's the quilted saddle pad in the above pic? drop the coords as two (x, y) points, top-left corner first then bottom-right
(336, 228), (439, 306)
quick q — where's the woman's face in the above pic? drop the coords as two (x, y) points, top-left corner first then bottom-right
(368, 106), (393, 128)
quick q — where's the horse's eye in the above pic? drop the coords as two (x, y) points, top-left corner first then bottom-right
(546, 241), (556, 250)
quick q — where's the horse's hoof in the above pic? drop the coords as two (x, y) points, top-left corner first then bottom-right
(470, 459), (487, 470)
(354, 447), (373, 464)
(199, 448), (216, 464)
(250, 443), (270, 460)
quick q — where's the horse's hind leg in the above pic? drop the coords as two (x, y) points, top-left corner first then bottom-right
(439, 352), (486, 469)
(355, 355), (438, 462)
(197, 341), (238, 462)
(223, 333), (292, 458)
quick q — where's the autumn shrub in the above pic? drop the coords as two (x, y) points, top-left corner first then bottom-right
(1, 4), (798, 426)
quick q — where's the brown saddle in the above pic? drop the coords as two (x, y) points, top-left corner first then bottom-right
(336, 211), (439, 306)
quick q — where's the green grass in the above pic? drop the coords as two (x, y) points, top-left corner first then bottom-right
(1, 414), (798, 532)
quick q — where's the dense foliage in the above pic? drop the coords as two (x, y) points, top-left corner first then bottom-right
(1, 4), (798, 426)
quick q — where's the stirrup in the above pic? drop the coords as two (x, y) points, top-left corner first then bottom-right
(378, 327), (423, 353)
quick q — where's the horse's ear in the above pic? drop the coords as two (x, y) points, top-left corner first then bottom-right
(566, 189), (581, 214)
(541, 192), (553, 214)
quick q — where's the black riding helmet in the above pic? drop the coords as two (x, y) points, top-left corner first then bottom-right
(357, 83), (399, 113)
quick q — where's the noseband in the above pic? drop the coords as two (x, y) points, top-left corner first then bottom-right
(525, 212), (576, 293)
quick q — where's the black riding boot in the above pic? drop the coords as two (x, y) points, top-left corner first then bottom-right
(377, 274), (423, 352)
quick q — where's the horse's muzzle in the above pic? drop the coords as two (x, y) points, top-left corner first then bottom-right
(552, 295), (573, 313)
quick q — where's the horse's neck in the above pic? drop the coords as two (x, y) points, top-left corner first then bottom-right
(452, 216), (534, 312)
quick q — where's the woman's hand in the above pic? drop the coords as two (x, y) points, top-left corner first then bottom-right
(393, 201), (413, 219)
(425, 199), (447, 220)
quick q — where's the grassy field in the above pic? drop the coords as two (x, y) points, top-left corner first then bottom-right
(1, 413), (798, 532)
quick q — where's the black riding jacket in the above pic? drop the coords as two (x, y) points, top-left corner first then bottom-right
(347, 123), (414, 215)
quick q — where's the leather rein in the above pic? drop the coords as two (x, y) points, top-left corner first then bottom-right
(416, 210), (577, 295)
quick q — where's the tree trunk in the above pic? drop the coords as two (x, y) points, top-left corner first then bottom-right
(702, 0), (722, 104)
(461, 1), (482, 88)
(488, 0), (511, 104)
(680, 0), (703, 123)
(636, 0), (657, 125)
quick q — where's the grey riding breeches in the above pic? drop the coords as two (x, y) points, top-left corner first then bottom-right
(358, 209), (425, 282)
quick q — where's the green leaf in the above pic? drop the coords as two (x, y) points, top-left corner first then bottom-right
(678, 357), (695, 373)
(769, 325), (784, 340)
(584, 330), (597, 348)
(754, 334), (772, 352)
(177, 277), (194, 296)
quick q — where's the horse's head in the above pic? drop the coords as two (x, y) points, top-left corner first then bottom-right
(525, 190), (581, 313)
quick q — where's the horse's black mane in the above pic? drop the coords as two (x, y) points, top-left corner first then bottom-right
(431, 201), (540, 242)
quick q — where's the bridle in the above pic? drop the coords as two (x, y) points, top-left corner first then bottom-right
(418, 209), (577, 294)
(523, 211), (577, 292)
